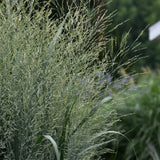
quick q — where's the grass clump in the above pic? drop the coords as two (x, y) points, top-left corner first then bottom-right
(0, 1), (139, 160)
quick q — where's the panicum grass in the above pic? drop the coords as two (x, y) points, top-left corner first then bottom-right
(0, 1), (139, 159)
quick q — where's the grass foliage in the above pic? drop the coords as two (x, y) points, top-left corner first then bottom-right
(0, 1), (123, 160)
(0, 0), (142, 159)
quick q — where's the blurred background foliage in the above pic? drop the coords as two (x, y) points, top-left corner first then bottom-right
(107, 71), (160, 160)
(107, 0), (160, 70)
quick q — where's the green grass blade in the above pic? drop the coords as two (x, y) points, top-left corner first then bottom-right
(44, 135), (60, 160)
(79, 139), (116, 156)
(148, 144), (160, 160)
(46, 12), (69, 59)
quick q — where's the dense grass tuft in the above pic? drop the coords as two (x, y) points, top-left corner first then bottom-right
(0, 1), (140, 160)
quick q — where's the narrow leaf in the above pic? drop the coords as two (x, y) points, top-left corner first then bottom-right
(44, 135), (60, 160)
(100, 96), (112, 105)
(46, 12), (69, 58)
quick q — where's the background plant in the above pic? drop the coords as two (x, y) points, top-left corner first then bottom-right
(107, 0), (160, 70)
(106, 72), (160, 160)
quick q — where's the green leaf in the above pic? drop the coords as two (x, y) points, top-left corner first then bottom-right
(45, 12), (69, 59)
(44, 135), (60, 160)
